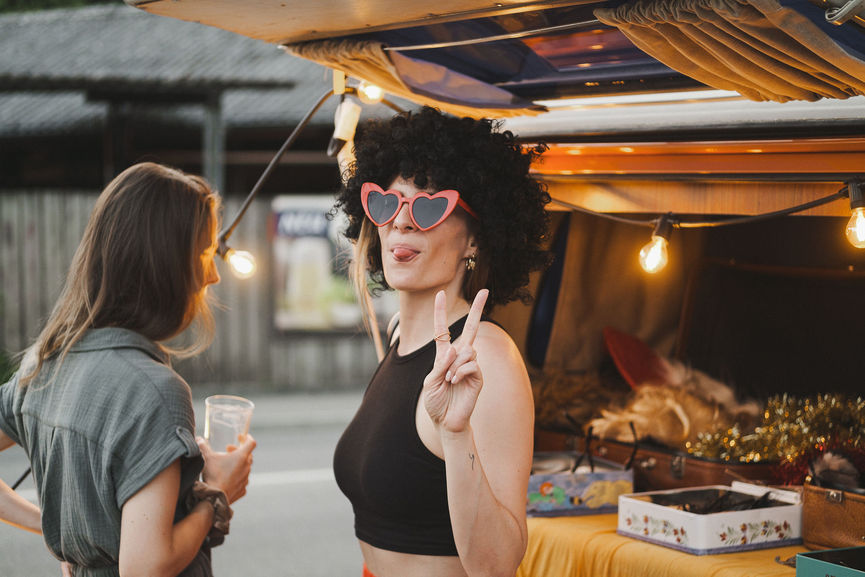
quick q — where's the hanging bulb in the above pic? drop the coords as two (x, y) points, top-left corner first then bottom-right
(225, 248), (257, 279)
(639, 215), (673, 274)
(845, 181), (865, 248)
(356, 80), (384, 105)
(640, 236), (668, 273)
(847, 207), (865, 248)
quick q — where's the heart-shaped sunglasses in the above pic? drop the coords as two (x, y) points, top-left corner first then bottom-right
(361, 182), (478, 231)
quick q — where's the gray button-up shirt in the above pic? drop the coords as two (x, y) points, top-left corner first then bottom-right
(0, 328), (210, 576)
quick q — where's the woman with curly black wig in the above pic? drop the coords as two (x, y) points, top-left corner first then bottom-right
(332, 107), (550, 577)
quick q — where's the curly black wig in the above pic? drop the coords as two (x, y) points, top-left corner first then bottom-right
(335, 106), (551, 308)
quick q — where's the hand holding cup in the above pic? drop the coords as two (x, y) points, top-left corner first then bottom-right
(197, 434), (256, 504)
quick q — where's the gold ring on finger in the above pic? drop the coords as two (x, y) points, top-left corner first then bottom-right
(434, 331), (451, 342)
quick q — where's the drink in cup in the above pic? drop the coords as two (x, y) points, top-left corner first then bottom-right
(204, 395), (255, 452)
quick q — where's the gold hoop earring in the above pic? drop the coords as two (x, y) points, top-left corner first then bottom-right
(466, 255), (476, 271)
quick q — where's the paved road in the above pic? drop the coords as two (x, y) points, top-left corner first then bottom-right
(0, 391), (365, 577)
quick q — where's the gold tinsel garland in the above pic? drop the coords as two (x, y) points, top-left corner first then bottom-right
(686, 394), (865, 463)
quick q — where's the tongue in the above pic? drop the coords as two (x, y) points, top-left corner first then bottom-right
(393, 247), (417, 260)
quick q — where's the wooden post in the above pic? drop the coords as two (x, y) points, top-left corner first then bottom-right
(102, 101), (130, 184)
(203, 91), (225, 193)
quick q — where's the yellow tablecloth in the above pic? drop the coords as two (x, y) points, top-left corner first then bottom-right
(517, 515), (806, 577)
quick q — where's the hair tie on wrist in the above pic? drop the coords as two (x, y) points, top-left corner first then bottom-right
(186, 480), (233, 547)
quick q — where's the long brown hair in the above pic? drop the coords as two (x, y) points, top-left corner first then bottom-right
(20, 162), (220, 386)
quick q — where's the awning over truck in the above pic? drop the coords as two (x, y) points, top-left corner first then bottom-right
(130, 0), (865, 114)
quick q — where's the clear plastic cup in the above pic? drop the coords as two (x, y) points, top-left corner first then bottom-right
(204, 395), (255, 452)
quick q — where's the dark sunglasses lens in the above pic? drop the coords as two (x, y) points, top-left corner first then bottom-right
(367, 190), (400, 225)
(411, 196), (450, 229)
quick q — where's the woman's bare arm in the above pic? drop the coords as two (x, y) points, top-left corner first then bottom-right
(441, 327), (533, 576)
(118, 460), (214, 577)
(0, 430), (42, 534)
(119, 435), (255, 577)
(425, 291), (533, 576)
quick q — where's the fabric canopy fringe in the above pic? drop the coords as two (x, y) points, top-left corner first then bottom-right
(285, 38), (545, 118)
(595, 0), (865, 102)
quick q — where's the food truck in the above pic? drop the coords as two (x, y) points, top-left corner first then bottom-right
(126, 0), (865, 573)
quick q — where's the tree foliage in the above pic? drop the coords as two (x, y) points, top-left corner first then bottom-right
(0, 0), (115, 13)
(0, 348), (15, 383)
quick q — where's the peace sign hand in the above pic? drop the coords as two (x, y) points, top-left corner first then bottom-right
(423, 289), (489, 434)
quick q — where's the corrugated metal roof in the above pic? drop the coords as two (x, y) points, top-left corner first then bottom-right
(0, 5), (372, 136)
(0, 88), (350, 137)
(0, 92), (106, 137)
(0, 84), (411, 137)
(0, 4), (315, 89)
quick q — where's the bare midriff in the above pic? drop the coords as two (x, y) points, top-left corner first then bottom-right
(359, 541), (468, 577)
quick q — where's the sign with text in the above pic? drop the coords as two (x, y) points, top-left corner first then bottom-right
(272, 195), (357, 330)
(271, 196), (398, 332)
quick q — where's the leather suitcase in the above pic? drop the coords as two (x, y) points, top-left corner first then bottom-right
(801, 481), (865, 550)
(534, 429), (774, 492)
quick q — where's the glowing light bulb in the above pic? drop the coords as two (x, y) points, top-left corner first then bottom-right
(226, 249), (256, 279)
(639, 235), (669, 273)
(640, 215), (673, 274)
(845, 181), (865, 248)
(846, 206), (865, 248)
(356, 81), (384, 105)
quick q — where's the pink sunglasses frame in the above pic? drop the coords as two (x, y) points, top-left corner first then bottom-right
(360, 182), (478, 231)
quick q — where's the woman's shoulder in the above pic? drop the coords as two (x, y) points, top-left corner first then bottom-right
(475, 319), (519, 356)
(97, 350), (196, 438)
(472, 320), (534, 446)
(108, 346), (186, 387)
(77, 343), (192, 416)
(474, 320), (531, 395)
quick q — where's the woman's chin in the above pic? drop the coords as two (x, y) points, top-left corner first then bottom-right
(383, 261), (463, 295)
(383, 276), (420, 292)
(384, 270), (431, 293)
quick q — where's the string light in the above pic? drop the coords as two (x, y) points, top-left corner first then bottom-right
(356, 80), (385, 105)
(217, 239), (257, 279)
(215, 89), (340, 282)
(224, 248), (257, 279)
(845, 180), (865, 248)
(345, 78), (403, 113)
(551, 182), (855, 274)
(214, 79), (406, 282)
(639, 215), (672, 274)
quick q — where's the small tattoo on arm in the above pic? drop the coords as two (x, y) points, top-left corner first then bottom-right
(469, 453), (475, 470)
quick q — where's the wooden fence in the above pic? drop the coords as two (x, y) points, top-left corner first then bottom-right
(0, 190), (379, 391)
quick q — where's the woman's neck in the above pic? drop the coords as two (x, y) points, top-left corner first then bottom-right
(396, 289), (470, 354)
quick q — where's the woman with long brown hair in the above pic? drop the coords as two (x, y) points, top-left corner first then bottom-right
(0, 162), (255, 577)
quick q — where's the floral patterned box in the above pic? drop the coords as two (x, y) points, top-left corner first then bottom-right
(617, 481), (802, 555)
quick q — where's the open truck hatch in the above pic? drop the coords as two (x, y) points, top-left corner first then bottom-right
(127, 0), (865, 116)
(123, 0), (865, 261)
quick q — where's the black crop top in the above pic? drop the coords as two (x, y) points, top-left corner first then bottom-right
(333, 316), (477, 556)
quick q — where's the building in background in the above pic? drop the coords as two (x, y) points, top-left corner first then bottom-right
(0, 4), (402, 390)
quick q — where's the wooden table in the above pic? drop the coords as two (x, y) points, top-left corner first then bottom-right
(517, 514), (806, 577)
